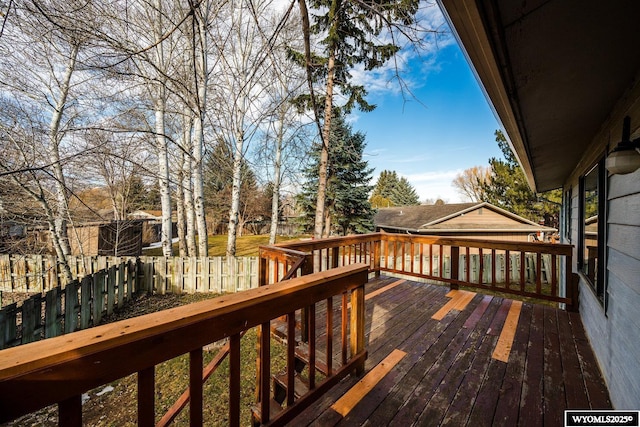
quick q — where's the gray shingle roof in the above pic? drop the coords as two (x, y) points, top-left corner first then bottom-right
(373, 202), (555, 233)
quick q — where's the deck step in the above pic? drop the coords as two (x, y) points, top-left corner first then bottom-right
(251, 398), (283, 427)
(295, 343), (331, 376)
(273, 372), (310, 404)
(270, 317), (302, 344)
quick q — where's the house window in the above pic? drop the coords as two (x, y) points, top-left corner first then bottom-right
(579, 158), (606, 305)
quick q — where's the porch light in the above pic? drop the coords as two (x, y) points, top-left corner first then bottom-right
(605, 116), (640, 174)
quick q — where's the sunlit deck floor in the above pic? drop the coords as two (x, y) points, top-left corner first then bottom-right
(289, 275), (611, 427)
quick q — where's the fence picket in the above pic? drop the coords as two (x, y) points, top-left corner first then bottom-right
(65, 281), (80, 333)
(107, 266), (116, 316)
(45, 286), (63, 338)
(0, 255), (260, 349)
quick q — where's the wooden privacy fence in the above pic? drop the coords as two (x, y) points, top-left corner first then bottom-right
(0, 260), (138, 350)
(0, 256), (259, 350)
(0, 255), (259, 294)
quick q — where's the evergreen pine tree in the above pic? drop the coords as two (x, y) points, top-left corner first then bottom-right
(297, 114), (375, 235)
(480, 130), (561, 227)
(370, 170), (420, 207)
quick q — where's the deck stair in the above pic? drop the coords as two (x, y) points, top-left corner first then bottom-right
(252, 316), (335, 425)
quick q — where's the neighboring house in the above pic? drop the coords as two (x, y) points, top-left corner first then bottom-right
(128, 210), (163, 221)
(69, 221), (143, 256)
(374, 202), (555, 242)
(438, 0), (640, 408)
(127, 210), (176, 246)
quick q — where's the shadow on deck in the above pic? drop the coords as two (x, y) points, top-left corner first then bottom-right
(290, 275), (611, 426)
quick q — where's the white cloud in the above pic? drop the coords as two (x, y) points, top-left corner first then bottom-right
(404, 169), (464, 203)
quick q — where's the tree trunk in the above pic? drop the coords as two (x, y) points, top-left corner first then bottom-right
(48, 44), (80, 258)
(193, 116), (208, 256)
(226, 129), (244, 257)
(269, 111), (285, 245)
(155, 100), (173, 257)
(183, 115), (197, 256)
(176, 143), (188, 257)
(193, 6), (209, 256)
(153, 0), (172, 257)
(313, 47), (336, 238)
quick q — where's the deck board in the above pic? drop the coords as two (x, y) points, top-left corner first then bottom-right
(291, 275), (611, 426)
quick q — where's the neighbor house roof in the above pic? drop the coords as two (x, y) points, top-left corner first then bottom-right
(374, 202), (555, 234)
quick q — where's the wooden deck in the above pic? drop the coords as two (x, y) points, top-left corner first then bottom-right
(289, 275), (611, 426)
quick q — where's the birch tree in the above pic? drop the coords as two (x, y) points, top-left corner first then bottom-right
(210, 0), (274, 257)
(0, 0), (100, 280)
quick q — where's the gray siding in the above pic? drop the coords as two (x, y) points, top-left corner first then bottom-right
(571, 169), (640, 409)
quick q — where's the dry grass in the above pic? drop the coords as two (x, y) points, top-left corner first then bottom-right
(143, 234), (306, 257)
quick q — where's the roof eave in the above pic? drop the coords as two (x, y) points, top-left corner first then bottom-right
(437, 0), (538, 191)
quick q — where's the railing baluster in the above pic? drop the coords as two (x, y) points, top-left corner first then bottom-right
(465, 247), (470, 283)
(190, 348), (203, 426)
(59, 394), (82, 427)
(229, 334), (241, 427)
(308, 304), (316, 390)
(479, 248), (484, 285)
(536, 252), (542, 294)
(258, 321), (271, 423)
(505, 250), (510, 289)
(520, 251), (526, 292)
(429, 244), (433, 276)
(490, 249), (496, 288)
(287, 312), (296, 406)
(341, 292), (348, 365)
(551, 254), (558, 297)
(138, 366), (155, 426)
(350, 285), (366, 375)
(451, 246), (460, 290)
(326, 296), (333, 375)
(410, 241), (415, 273)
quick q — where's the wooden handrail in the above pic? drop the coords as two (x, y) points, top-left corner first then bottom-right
(261, 232), (576, 309)
(0, 264), (370, 424)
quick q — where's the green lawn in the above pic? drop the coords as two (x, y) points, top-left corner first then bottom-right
(143, 234), (306, 257)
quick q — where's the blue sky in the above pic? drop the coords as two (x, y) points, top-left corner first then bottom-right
(349, 12), (504, 203)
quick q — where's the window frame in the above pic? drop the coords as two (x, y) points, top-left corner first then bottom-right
(578, 157), (607, 307)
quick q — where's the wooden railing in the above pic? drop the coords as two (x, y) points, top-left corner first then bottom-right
(0, 264), (368, 426)
(260, 232), (576, 310)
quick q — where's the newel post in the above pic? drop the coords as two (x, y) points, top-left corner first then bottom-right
(566, 253), (579, 312)
(350, 282), (366, 375)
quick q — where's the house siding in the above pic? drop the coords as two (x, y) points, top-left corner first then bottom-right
(440, 208), (526, 226)
(568, 167), (640, 409)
